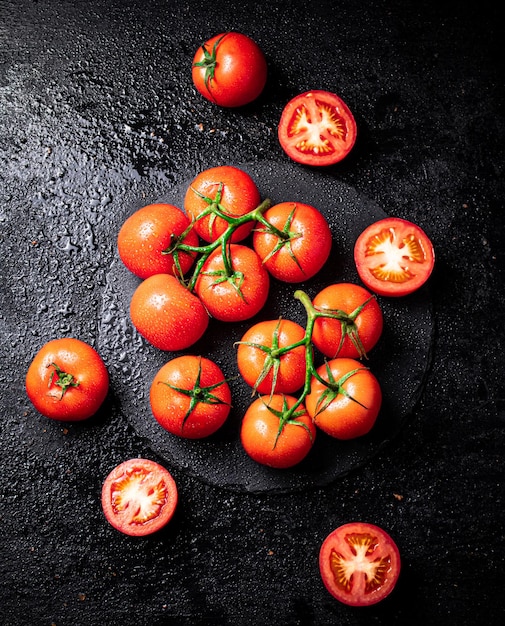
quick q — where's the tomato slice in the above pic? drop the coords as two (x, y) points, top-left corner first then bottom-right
(319, 522), (401, 606)
(278, 90), (357, 166)
(354, 217), (435, 297)
(101, 458), (178, 537)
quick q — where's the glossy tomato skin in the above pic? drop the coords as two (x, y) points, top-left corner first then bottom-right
(237, 319), (307, 395)
(130, 274), (209, 351)
(278, 90), (357, 166)
(354, 217), (435, 297)
(25, 338), (109, 421)
(305, 358), (381, 439)
(312, 283), (383, 359)
(192, 32), (267, 108)
(117, 203), (199, 280)
(253, 202), (332, 283)
(101, 458), (178, 537)
(184, 165), (260, 243)
(195, 244), (270, 322)
(319, 522), (401, 606)
(150, 355), (232, 439)
(240, 395), (316, 469)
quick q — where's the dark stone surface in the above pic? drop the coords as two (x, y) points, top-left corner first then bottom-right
(1, 0), (504, 624)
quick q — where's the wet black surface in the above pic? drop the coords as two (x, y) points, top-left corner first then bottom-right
(1, 1), (504, 624)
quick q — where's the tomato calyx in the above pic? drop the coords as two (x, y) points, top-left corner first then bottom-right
(311, 362), (369, 418)
(253, 205), (304, 273)
(157, 356), (232, 430)
(192, 33), (227, 101)
(262, 394), (314, 450)
(47, 362), (80, 399)
(314, 295), (377, 359)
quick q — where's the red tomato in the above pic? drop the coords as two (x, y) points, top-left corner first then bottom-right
(319, 522), (401, 606)
(130, 274), (209, 351)
(184, 165), (261, 243)
(25, 338), (109, 422)
(192, 32), (267, 108)
(305, 358), (381, 440)
(236, 319), (307, 395)
(278, 90), (357, 166)
(240, 395), (316, 469)
(354, 217), (435, 297)
(101, 458), (178, 537)
(150, 355), (232, 439)
(311, 283), (383, 359)
(195, 244), (270, 322)
(117, 203), (199, 280)
(253, 202), (332, 283)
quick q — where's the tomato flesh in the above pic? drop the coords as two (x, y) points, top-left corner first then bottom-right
(319, 522), (401, 606)
(278, 90), (357, 166)
(101, 458), (178, 536)
(354, 217), (435, 297)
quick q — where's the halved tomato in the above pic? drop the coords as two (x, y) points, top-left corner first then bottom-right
(101, 458), (178, 537)
(278, 90), (357, 166)
(319, 522), (401, 606)
(354, 217), (435, 297)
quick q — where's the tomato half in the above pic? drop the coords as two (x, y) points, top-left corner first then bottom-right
(101, 458), (178, 537)
(319, 522), (401, 606)
(305, 358), (381, 440)
(184, 165), (261, 243)
(130, 274), (209, 351)
(252, 202), (332, 283)
(117, 203), (199, 280)
(278, 90), (357, 166)
(354, 217), (435, 297)
(25, 338), (109, 422)
(311, 283), (383, 359)
(240, 394), (316, 469)
(194, 244), (270, 322)
(150, 355), (232, 439)
(192, 32), (267, 108)
(236, 318), (307, 395)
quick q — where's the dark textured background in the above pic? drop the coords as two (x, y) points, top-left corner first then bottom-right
(1, 1), (504, 624)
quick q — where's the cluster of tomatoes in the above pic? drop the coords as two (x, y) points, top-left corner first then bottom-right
(23, 31), (436, 607)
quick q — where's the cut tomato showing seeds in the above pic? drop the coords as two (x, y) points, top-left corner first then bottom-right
(354, 217), (435, 297)
(319, 522), (401, 606)
(278, 90), (357, 166)
(101, 458), (178, 537)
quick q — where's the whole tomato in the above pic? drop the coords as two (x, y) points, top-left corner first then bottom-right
(130, 274), (209, 351)
(192, 32), (267, 108)
(236, 318), (307, 395)
(150, 355), (232, 439)
(195, 244), (270, 322)
(184, 165), (261, 243)
(240, 394), (316, 469)
(117, 203), (199, 279)
(311, 283), (383, 359)
(25, 338), (109, 421)
(253, 202), (332, 283)
(305, 358), (382, 440)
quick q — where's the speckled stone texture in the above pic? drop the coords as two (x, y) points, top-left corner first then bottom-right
(1, 1), (504, 625)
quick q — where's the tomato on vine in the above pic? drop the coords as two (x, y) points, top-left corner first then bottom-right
(192, 32), (267, 108)
(184, 165), (261, 243)
(117, 203), (199, 279)
(305, 358), (382, 440)
(311, 283), (383, 359)
(236, 318), (307, 395)
(25, 338), (109, 422)
(240, 394), (316, 469)
(253, 201), (332, 283)
(194, 244), (270, 322)
(150, 355), (232, 439)
(130, 274), (209, 351)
